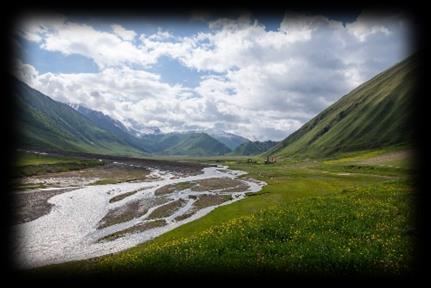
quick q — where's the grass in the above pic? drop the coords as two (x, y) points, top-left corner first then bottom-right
(147, 199), (187, 219)
(90, 179), (124, 185)
(84, 181), (412, 276)
(14, 151), (103, 177)
(98, 220), (167, 243)
(109, 190), (140, 203)
(267, 55), (416, 159)
(97, 198), (168, 229)
(29, 147), (416, 277)
(90, 177), (144, 185)
(154, 182), (195, 195)
(16, 183), (47, 191)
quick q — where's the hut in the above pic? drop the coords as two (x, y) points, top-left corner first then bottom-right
(264, 155), (277, 164)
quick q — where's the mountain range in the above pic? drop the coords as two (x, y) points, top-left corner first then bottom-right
(14, 78), (142, 156)
(69, 104), (248, 156)
(14, 54), (415, 158)
(14, 78), (263, 156)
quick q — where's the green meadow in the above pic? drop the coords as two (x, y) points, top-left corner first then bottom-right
(31, 146), (416, 277)
(13, 152), (103, 178)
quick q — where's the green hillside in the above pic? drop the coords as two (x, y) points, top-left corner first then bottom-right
(15, 81), (236, 157)
(267, 54), (417, 159)
(14, 78), (144, 156)
(141, 133), (191, 153)
(37, 146), (414, 276)
(206, 131), (250, 150)
(72, 105), (153, 153)
(232, 140), (278, 156)
(163, 133), (231, 156)
(72, 106), (240, 156)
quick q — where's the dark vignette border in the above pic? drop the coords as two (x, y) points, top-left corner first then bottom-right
(1, 0), (428, 285)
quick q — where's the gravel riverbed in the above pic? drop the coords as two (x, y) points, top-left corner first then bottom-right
(13, 165), (265, 269)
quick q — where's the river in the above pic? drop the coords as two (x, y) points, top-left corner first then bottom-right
(13, 165), (265, 269)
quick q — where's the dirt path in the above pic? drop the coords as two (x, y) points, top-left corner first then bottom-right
(359, 150), (413, 166)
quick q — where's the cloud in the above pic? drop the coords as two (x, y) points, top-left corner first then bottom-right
(346, 11), (403, 42)
(17, 14), (66, 43)
(41, 22), (149, 68)
(111, 24), (137, 41)
(18, 16), (164, 68)
(147, 29), (174, 41)
(15, 11), (413, 141)
(13, 59), (39, 84)
(15, 60), (205, 132)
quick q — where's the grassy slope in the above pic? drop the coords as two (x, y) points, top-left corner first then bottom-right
(266, 55), (417, 159)
(207, 132), (250, 150)
(163, 133), (231, 156)
(34, 147), (415, 276)
(14, 78), (144, 157)
(73, 105), (153, 154)
(232, 140), (278, 156)
(13, 151), (103, 177)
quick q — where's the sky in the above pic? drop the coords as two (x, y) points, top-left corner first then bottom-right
(13, 10), (413, 141)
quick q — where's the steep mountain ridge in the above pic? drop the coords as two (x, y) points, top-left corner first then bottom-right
(266, 54), (417, 158)
(14, 78), (143, 156)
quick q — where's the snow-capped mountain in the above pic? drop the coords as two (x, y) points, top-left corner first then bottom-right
(67, 103), (250, 153)
(123, 118), (161, 138)
(68, 103), (129, 132)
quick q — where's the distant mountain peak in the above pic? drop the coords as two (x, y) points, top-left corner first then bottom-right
(123, 118), (161, 138)
(67, 102), (81, 110)
(194, 128), (250, 150)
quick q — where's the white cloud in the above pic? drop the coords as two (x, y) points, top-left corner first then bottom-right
(41, 22), (149, 68)
(19, 17), (166, 68)
(15, 61), (204, 133)
(148, 29), (174, 41)
(346, 11), (400, 42)
(13, 59), (39, 84)
(111, 24), (137, 41)
(17, 14), (66, 43)
(15, 11), (413, 140)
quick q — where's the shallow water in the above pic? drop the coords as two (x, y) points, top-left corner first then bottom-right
(13, 166), (265, 269)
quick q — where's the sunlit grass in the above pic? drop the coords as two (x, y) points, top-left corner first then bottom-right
(32, 147), (416, 276)
(13, 151), (103, 177)
(100, 180), (412, 275)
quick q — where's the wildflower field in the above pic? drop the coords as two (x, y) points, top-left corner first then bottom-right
(34, 147), (416, 277)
